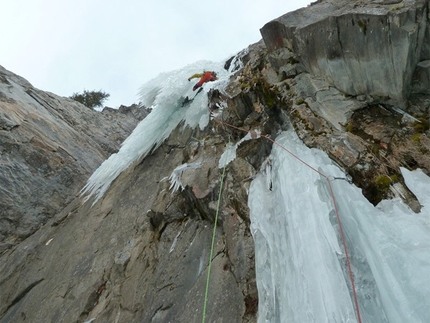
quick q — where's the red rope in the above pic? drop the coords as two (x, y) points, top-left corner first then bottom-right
(327, 180), (362, 323)
(208, 109), (363, 323)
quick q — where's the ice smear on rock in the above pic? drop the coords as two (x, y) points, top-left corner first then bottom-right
(169, 159), (202, 192)
(218, 130), (260, 168)
(249, 129), (430, 323)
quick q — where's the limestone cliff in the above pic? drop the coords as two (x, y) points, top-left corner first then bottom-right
(0, 1), (429, 322)
(0, 65), (148, 252)
(261, 0), (430, 209)
(261, 0), (430, 107)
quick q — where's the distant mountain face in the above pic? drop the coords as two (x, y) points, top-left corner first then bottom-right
(1, 0), (429, 322)
(0, 65), (148, 252)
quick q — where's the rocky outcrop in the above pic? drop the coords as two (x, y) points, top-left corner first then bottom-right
(261, 0), (429, 107)
(260, 0), (430, 209)
(0, 65), (148, 252)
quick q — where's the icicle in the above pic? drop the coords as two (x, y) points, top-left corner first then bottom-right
(218, 130), (261, 168)
(168, 159), (202, 192)
(81, 58), (238, 204)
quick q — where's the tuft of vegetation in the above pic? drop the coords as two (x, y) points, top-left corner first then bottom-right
(345, 122), (355, 133)
(371, 173), (400, 202)
(374, 174), (392, 190)
(357, 20), (367, 35)
(390, 2), (404, 11)
(413, 118), (429, 133)
(411, 133), (422, 143)
(70, 90), (110, 109)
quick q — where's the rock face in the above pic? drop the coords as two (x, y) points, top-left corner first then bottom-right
(1, 1), (430, 322)
(261, 0), (429, 107)
(0, 134), (258, 323)
(261, 0), (430, 209)
(0, 65), (148, 252)
(0, 82), (266, 323)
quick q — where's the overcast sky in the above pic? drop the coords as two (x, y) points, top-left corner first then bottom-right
(2, 0), (310, 108)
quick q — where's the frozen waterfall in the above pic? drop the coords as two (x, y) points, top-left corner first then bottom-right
(249, 129), (430, 323)
(81, 59), (235, 203)
(80, 55), (430, 322)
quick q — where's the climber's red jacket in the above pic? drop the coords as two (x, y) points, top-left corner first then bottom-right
(189, 71), (218, 91)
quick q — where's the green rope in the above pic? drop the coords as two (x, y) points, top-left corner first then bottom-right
(201, 164), (227, 323)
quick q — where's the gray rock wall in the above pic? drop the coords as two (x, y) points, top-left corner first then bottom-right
(261, 0), (429, 106)
(0, 65), (147, 252)
(0, 111), (260, 323)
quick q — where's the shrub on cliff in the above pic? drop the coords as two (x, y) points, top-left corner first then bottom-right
(70, 90), (110, 109)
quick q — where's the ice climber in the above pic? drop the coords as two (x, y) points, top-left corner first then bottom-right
(188, 71), (218, 91)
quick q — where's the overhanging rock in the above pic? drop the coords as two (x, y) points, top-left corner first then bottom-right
(261, 0), (429, 107)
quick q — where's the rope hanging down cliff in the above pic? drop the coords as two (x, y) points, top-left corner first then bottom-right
(207, 106), (363, 323)
(201, 162), (227, 323)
